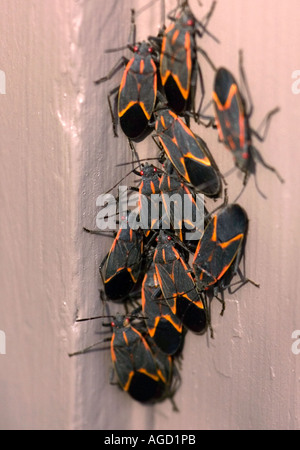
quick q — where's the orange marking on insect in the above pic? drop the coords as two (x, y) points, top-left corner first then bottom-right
(122, 331), (129, 346)
(178, 117), (195, 137)
(171, 74), (189, 99)
(219, 233), (243, 249)
(105, 264), (127, 284)
(167, 176), (171, 190)
(211, 216), (218, 242)
(168, 110), (177, 121)
(140, 59), (144, 74)
(119, 59), (134, 92)
(171, 135), (178, 146)
(193, 298), (204, 309)
(239, 115), (246, 148)
(109, 233), (119, 253)
(185, 151), (211, 167)
(160, 114), (166, 129)
(119, 99), (151, 120)
(160, 68), (171, 86)
(165, 314), (182, 333)
(119, 100), (138, 117)
(164, 32), (192, 98)
(171, 246), (181, 260)
(110, 334), (116, 362)
(138, 368), (159, 382)
(212, 84), (237, 110)
(178, 157), (190, 181)
(215, 262), (232, 282)
(150, 181), (156, 194)
(123, 371), (135, 391)
(130, 270), (138, 283)
(172, 29), (180, 45)
(185, 32), (192, 74)
(157, 369), (166, 383)
(227, 135), (236, 150)
(162, 248), (166, 263)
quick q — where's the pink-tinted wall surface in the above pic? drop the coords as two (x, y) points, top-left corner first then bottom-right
(0, 0), (300, 430)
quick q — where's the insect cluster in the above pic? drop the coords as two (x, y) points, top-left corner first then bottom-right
(73, 1), (284, 410)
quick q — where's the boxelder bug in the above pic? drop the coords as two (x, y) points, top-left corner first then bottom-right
(159, 158), (206, 250)
(97, 214), (144, 301)
(98, 160), (164, 235)
(159, 0), (218, 117)
(95, 9), (161, 141)
(212, 51), (284, 197)
(133, 163), (163, 232)
(70, 311), (177, 405)
(192, 203), (259, 313)
(154, 107), (223, 197)
(109, 313), (174, 403)
(142, 260), (184, 355)
(153, 230), (207, 334)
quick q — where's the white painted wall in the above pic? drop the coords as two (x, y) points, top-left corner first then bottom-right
(0, 0), (79, 429)
(0, 0), (300, 430)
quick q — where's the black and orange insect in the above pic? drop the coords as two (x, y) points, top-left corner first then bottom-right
(154, 107), (223, 197)
(159, 0), (218, 117)
(133, 163), (162, 232)
(153, 230), (207, 334)
(96, 10), (160, 141)
(159, 158), (206, 250)
(142, 261), (184, 355)
(70, 311), (177, 405)
(109, 313), (173, 403)
(98, 215), (144, 301)
(192, 203), (258, 309)
(212, 51), (284, 196)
